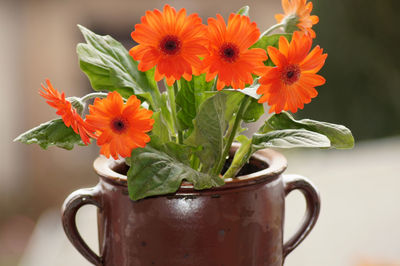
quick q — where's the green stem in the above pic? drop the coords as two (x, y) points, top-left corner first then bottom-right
(212, 96), (251, 176)
(152, 80), (163, 110)
(174, 82), (184, 144)
(224, 120), (236, 143)
(260, 23), (284, 38)
(223, 140), (252, 179)
(211, 76), (218, 91)
(190, 154), (201, 171)
(80, 92), (108, 102)
(167, 82), (182, 144)
(160, 93), (175, 138)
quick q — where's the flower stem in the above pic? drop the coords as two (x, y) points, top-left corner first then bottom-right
(260, 23), (284, 38)
(80, 92), (108, 102)
(223, 139), (252, 179)
(168, 82), (183, 144)
(211, 76), (218, 91)
(190, 154), (201, 171)
(212, 96), (251, 176)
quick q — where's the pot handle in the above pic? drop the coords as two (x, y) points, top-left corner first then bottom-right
(282, 174), (320, 258)
(61, 186), (102, 266)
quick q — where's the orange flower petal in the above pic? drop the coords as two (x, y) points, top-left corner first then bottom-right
(300, 73), (326, 86)
(275, 0), (319, 38)
(310, 15), (319, 25)
(202, 13), (267, 90)
(258, 32), (326, 113)
(275, 13), (285, 23)
(39, 79), (94, 145)
(288, 32), (312, 63)
(86, 91), (154, 159)
(279, 36), (290, 57)
(267, 46), (288, 66)
(130, 5), (208, 84)
(300, 45), (327, 73)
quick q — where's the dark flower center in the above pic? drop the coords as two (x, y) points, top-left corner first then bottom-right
(219, 43), (239, 63)
(111, 117), (129, 134)
(287, 71), (295, 78)
(281, 64), (301, 85)
(159, 35), (181, 55)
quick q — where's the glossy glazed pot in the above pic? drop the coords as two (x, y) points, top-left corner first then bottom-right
(62, 147), (320, 266)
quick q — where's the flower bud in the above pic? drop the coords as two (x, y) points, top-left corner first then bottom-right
(281, 14), (299, 34)
(67, 96), (85, 115)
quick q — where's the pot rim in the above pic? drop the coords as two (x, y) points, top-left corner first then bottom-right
(93, 144), (287, 193)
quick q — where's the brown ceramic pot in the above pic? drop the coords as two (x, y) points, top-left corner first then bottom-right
(62, 147), (320, 266)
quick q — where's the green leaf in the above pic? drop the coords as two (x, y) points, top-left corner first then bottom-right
(176, 80), (196, 130)
(191, 74), (214, 107)
(262, 112), (355, 149)
(243, 98), (264, 123)
(176, 74), (213, 130)
(151, 111), (170, 144)
(252, 129), (331, 150)
(14, 119), (84, 150)
(224, 85), (264, 123)
(237, 6), (250, 16)
(77, 25), (161, 109)
(149, 138), (193, 166)
(185, 91), (245, 173)
(236, 82), (261, 100)
(127, 145), (224, 200)
(251, 34), (292, 66)
(252, 33), (292, 50)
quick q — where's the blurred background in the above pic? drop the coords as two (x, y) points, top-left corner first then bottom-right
(1, 0), (399, 265)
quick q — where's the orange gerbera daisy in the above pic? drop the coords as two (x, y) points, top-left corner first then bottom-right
(202, 13), (268, 91)
(39, 79), (95, 145)
(257, 31), (327, 113)
(129, 5), (208, 86)
(275, 0), (319, 38)
(85, 91), (154, 160)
